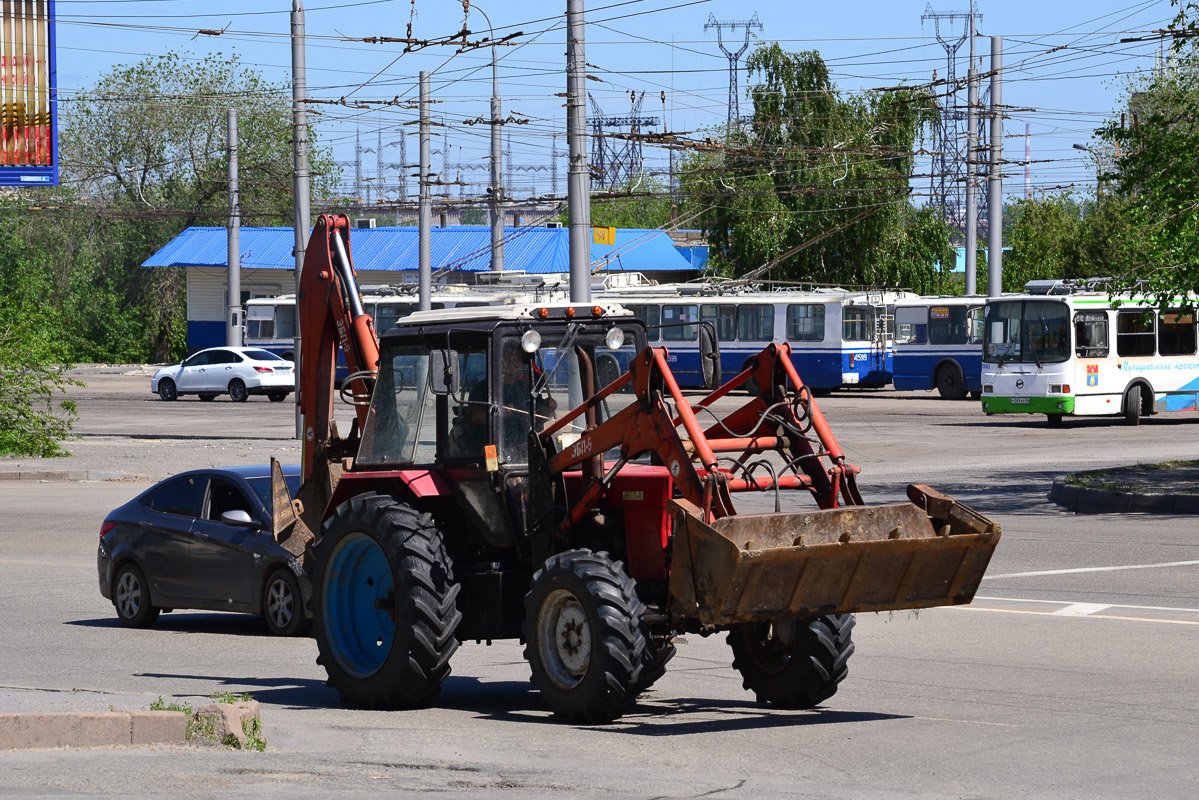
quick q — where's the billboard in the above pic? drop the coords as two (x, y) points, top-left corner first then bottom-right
(0, 0), (55, 186)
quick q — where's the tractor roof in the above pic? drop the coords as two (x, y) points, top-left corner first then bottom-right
(391, 301), (635, 329)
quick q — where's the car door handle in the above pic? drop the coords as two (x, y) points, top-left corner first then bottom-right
(195, 531), (209, 538)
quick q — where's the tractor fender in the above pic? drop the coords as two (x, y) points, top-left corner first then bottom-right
(326, 469), (453, 515)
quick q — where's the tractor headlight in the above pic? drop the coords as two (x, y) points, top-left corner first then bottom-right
(521, 329), (542, 354)
(604, 326), (625, 351)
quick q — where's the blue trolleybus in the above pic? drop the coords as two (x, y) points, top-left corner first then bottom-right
(604, 285), (908, 391)
(892, 295), (985, 400)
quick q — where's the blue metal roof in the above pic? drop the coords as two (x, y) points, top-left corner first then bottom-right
(143, 225), (695, 274)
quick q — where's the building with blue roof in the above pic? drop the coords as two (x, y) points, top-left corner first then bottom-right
(143, 225), (703, 352)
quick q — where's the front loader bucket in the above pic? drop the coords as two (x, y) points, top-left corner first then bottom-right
(667, 485), (1001, 627)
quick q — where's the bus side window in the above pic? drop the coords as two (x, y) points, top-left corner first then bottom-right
(276, 305), (296, 339)
(1116, 310), (1155, 357)
(661, 304), (699, 342)
(928, 306), (967, 345)
(1159, 311), (1197, 356)
(893, 307), (926, 344)
(1074, 311), (1109, 358)
(786, 304), (824, 342)
(701, 304), (736, 341)
(736, 304), (772, 342)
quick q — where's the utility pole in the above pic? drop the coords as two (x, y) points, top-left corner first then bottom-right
(291, 0), (310, 438)
(566, 0), (591, 302)
(226, 109), (242, 347)
(419, 70), (432, 311)
(987, 36), (1003, 297)
(964, 2), (978, 295)
(471, 5), (505, 272)
(704, 12), (762, 127)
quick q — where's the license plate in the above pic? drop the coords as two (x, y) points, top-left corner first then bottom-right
(278, 367), (292, 374)
(1010, 397), (1030, 405)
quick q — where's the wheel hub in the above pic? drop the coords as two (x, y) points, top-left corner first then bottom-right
(539, 589), (592, 688)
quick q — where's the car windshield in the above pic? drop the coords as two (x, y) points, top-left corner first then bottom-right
(983, 300), (1071, 364)
(245, 474), (301, 510)
(243, 349), (285, 362)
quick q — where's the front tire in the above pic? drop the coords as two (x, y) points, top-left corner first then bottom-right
(524, 550), (648, 723)
(1047, 413), (1065, 428)
(1124, 385), (1142, 426)
(198, 393), (217, 402)
(228, 379), (248, 403)
(263, 568), (310, 637)
(157, 379), (177, 402)
(113, 563), (160, 628)
(728, 614), (855, 709)
(312, 494), (460, 709)
(935, 362), (967, 400)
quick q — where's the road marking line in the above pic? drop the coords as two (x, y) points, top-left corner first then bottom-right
(1054, 603), (1111, 616)
(975, 596), (1199, 613)
(949, 607), (1199, 626)
(983, 560), (1199, 580)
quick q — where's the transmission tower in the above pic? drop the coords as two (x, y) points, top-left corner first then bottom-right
(922, 4), (981, 233)
(705, 12), (762, 127)
(588, 92), (660, 190)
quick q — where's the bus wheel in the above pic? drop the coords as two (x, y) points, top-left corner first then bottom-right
(741, 359), (760, 397)
(1047, 413), (1064, 428)
(1123, 385), (1142, 426)
(935, 362), (967, 401)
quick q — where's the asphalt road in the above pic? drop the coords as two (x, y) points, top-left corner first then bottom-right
(1, 372), (1197, 798)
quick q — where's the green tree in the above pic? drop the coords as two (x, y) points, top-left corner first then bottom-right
(1095, 3), (1199, 299)
(1002, 193), (1084, 291)
(0, 230), (78, 456)
(11, 50), (339, 363)
(679, 45), (953, 293)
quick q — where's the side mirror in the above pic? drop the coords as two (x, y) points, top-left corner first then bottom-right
(429, 349), (460, 395)
(220, 509), (266, 530)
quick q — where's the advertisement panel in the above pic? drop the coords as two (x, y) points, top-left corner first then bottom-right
(0, 0), (56, 186)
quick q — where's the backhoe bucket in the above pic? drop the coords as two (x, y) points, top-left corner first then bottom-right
(667, 485), (1001, 627)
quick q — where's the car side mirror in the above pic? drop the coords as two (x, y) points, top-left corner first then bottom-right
(220, 509), (266, 530)
(430, 349), (459, 395)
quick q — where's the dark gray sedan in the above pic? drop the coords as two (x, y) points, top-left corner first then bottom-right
(97, 465), (308, 636)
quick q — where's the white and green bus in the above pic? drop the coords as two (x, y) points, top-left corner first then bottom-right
(980, 281), (1199, 426)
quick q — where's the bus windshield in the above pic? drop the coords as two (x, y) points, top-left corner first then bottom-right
(983, 300), (1071, 364)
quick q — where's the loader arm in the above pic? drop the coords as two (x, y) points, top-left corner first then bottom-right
(538, 339), (1002, 629)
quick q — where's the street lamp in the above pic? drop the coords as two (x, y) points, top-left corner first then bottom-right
(1073, 143), (1105, 194)
(470, 4), (505, 272)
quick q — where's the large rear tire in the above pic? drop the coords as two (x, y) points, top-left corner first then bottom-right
(935, 362), (967, 400)
(1124, 384), (1142, 426)
(524, 550), (647, 723)
(728, 614), (855, 709)
(311, 493), (461, 709)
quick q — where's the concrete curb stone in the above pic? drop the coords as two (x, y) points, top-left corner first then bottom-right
(0, 710), (187, 750)
(1050, 477), (1199, 514)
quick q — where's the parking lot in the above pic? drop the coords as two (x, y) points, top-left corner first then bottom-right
(2, 370), (1197, 798)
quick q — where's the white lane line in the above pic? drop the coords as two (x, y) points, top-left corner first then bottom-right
(975, 596), (1199, 613)
(950, 607), (1199, 626)
(983, 560), (1199, 580)
(1055, 603), (1111, 616)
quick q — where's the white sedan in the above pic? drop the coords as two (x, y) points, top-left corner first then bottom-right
(151, 347), (295, 402)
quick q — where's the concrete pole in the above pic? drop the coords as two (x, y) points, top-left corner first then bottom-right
(226, 109), (242, 347)
(566, 0), (592, 303)
(419, 70), (432, 312)
(291, 0), (310, 438)
(964, 4), (977, 296)
(987, 36), (1003, 297)
(474, 5), (505, 272)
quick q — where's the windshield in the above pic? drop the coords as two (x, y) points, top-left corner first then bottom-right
(499, 325), (641, 465)
(983, 300), (1071, 364)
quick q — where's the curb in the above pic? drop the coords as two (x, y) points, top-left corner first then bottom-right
(0, 470), (150, 483)
(0, 711), (186, 750)
(1050, 478), (1199, 514)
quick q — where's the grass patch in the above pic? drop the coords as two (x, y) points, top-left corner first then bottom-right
(149, 693), (263, 750)
(1064, 460), (1199, 495)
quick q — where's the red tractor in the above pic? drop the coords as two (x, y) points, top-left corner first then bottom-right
(273, 215), (1001, 722)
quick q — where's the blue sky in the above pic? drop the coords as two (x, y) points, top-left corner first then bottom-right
(52, 0), (1177, 206)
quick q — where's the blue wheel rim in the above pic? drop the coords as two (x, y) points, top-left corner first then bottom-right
(323, 532), (395, 678)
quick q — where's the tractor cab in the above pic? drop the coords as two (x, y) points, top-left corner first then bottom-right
(352, 303), (647, 567)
